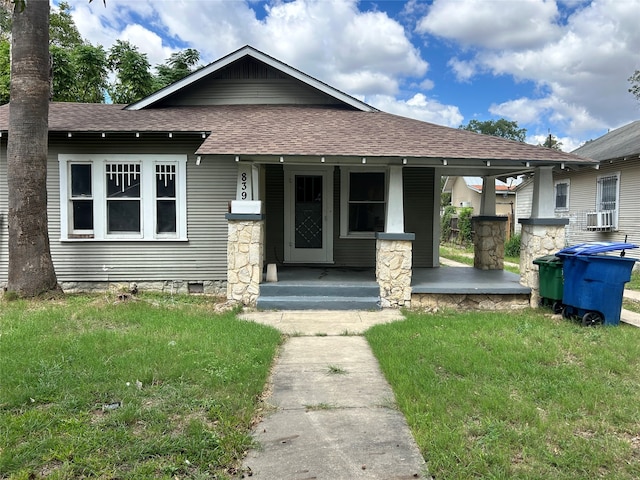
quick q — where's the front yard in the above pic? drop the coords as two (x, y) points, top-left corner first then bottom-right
(0, 294), (282, 479)
(3, 296), (640, 479)
(367, 309), (640, 479)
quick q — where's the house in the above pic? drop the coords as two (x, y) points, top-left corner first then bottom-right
(443, 176), (518, 216)
(552, 120), (640, 261)
(0, 45), (595, 308)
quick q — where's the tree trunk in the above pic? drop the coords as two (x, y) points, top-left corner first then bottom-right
(7, 1), (59, 297)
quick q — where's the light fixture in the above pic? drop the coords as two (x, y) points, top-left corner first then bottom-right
(201, 132), (206, 138)
(135, 132), (140, 138)
(321, 157), (325, 163)
(561, 162), (565, 169)
(196, 156), (201, 166)
(442, 159), (448, 166)
(402, 158), (407, 165)
(525, 161), (531, 167)
(485, 160), (491, 167)
(279, 156), (284, 163)
(67, 132), (72, 138)
(168, 132), (173, 138)
(101, 132), (106, 138)
(362, 157), (366, 164)
(235, 155), (240, 162)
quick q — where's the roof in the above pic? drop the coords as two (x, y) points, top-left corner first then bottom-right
(572, 120), (640, 162)
(126, 45), (377, 112)
(0, 103), (594, 168)
(443, 176), (520, 194)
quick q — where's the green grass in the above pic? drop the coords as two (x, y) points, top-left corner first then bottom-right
(0, 294), (282, 479)
(440, 245), (520, 274)
(366, 310), (640, 479)
(626, 270), (640, 291)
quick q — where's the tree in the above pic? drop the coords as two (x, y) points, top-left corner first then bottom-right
(629, 70), (640, 102)
(540, 133), (562, 150)
(459, 118), (527, 142)
(107, 39), (154, 103)
(6, 0), (60, 297)
(154, 48), (200, 90)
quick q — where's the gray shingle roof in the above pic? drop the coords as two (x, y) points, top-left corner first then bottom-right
(0, 103), (595, 165)
(572, 120), (640, 161)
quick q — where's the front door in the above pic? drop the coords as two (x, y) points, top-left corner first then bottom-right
(284, 166), (333, 263)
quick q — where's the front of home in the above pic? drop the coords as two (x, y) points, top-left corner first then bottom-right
(0, 46), (596, 307)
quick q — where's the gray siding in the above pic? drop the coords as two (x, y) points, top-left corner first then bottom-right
(555, 159), (640, 261)
(159, 57), (342, 107)
(0, 134), (237, 284)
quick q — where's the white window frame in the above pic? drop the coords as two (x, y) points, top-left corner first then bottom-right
(595, 171), (620, 229)
(59, 154), (187, 241)
(339, 167), (387, 238)
(554, 179), (570, 212)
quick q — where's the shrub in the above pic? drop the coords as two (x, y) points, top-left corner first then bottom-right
(457, 207), (473, 245)
(440, 205), (456, 243)
(505, 233), (521, 257)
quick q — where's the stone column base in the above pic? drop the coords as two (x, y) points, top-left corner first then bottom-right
(472, 216), (507, 270)
(519, 219), (568, 307)
(226, 214), (264, 306)
(375, 233), (415, 308)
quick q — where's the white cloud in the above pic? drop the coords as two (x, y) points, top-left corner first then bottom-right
(448, 58), (476, 82)
(416, 0), (563, 50)
(369, 93), (464, 127)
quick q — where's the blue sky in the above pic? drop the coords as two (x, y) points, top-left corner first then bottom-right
(58, 0), (640, 151)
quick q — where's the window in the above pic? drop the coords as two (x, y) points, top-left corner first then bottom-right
(554, 180), (569, 211)
(340, 168), (386, 237)
(59, 154), (187, 241)
(585, 172), (619, 231)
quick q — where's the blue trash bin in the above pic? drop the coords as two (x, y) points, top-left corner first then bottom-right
(557, 242), (638, 326)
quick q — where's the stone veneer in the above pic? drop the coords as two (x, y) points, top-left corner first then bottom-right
(375, 233), (414, 308)
(226, 215), (264, 306)
(411, 293), (530, 311)
(519, 220), (568, 307)
(472, 216), (507, 270)
(58, 280), (226, 295)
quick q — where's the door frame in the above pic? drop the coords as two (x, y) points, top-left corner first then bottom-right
(283, 166), (334, 263)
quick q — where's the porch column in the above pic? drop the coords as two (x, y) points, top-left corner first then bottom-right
(376, 233), (415, 308)
(480, 175), (496, 216)
(520, 166), (568, 307)
(226, 211), (264, 307)
(385, 165), (404, 233)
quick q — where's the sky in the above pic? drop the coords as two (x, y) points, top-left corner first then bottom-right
(56, 0), (640, 152)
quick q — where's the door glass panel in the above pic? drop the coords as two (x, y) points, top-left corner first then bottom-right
(294, 175), (322, 249)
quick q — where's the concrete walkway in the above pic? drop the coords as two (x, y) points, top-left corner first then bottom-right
(238, 310), (429, 479)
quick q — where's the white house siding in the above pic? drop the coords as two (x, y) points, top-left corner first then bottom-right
(514, 180), (533, 234)
(0, 135), (237, 285)
(555, 158), (640, 261)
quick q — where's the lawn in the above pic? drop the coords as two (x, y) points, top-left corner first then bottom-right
(0, 294), (282, 479)
(440, 245), (520, 273)
(366, 309), (640, 479)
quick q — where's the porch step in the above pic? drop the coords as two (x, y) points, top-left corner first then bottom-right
(257, 283), (380, 311)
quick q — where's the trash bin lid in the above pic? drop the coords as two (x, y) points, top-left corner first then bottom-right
(533, 255), (562, 265)
(557, 242), (638, 256)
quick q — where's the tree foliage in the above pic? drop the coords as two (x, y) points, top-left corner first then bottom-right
(540, 133), (563, 150)
(629, 70), (640, 102)
(459, 118), (527, 142)
(1, 2), (201, 105)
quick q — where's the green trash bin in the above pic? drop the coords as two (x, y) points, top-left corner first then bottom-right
(533, 255), (564, 313)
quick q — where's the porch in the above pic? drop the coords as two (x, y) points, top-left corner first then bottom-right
(255, 265), (531, 311)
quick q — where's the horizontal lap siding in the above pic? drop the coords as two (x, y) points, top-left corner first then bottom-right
(557, 160), (640, 261)
(45, 137), (235, 283)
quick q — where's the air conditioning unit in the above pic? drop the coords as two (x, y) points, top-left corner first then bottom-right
(585, 210), (615, 231)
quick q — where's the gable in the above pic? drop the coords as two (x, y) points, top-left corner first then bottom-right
(153, 56), (348, 108)
(128, 45), (375, 112)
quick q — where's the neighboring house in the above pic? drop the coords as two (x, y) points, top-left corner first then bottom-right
(443, 176), (518, 216)
(0, 45), (594, 302)
(514, 175), (534, 234)
(553, 120), (640, 259)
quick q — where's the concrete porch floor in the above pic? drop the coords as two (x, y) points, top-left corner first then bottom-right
(263, 265), (530, 296)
